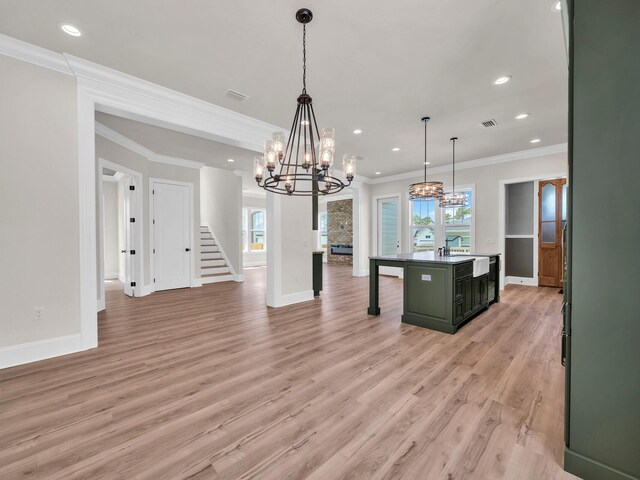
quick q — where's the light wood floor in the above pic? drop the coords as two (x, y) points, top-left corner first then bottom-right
(0, 265), (579, 479)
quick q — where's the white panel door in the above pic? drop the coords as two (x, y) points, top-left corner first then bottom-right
(153, 182), (191, 291)
(377, 196), (402, 276)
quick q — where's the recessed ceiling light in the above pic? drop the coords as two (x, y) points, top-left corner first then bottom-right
(375, 171), (381, 175)
(227, 158), (234, 162)
(530, 138), (541, 143)
(515, 113), (530, 120)
(494, 76), (511, 85)
(353, 129), (362, 135)
(392, 147), (400, 152)
(59, 23), (82, 37)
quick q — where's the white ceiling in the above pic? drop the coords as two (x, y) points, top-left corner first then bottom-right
(1, 0), (568, 177)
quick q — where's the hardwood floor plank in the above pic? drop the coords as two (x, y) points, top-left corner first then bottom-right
(0, 266), (576, 479)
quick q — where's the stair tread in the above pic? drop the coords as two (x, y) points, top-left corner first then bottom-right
(201, 265), (228, 269)
(201, 272), (232, 278)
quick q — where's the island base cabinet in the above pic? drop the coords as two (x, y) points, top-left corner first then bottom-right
(402, 263), (454, 333)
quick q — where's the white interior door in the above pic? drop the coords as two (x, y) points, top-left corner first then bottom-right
(377, 196), (402, 276)
(123, 175), (135, 297)
(153, 181), (191, 291)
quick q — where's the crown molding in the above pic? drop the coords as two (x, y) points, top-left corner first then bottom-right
(0, 34), (72, 76)
(95, 121), (204, 169)
(367, 143), (568, 184)
(152, 154), (204, 170)
(101, 174), (118, 183)
(64, 54), (280, 153)
(95, 121), (153, 158)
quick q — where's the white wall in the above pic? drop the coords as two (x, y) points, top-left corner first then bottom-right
(242, 194), (267, 267)
(0, 56), (80, 351)
(102, 180), (119, 278)
(96, 135), (201, 289)
(266, 194), (313, 306)
(369, 152), (567, 257)
(200, 166), (242, 275)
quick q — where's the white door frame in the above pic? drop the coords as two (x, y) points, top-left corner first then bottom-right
(96, 158), (144, 311)
(498, 172), (567, 290)
(149, 178), (195, 292)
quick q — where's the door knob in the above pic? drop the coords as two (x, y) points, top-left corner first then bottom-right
(121, 250), (127, 253)
(185, 248), (191, 252)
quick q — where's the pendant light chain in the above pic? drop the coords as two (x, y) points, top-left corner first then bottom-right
(452, 137), (456, 191)
(424, 119), (428, 182)
(302, 24), (307, 93)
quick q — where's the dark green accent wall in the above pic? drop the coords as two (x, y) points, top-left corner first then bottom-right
(568, 0), (640, 478)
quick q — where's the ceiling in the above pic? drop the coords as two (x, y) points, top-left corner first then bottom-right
(96, 112), (265, 194)
(1, 0), (568, 177)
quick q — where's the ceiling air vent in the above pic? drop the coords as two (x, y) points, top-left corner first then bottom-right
(225, 89), (249, 102)
(481, 119), (498, 128)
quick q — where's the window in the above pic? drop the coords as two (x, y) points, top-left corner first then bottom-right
(410, 188), (474, 253)
(319, 212), (328, 249)
(242, 208), (266, 252)
(443, 190), (473, 253)
(411, 198), (437, 252)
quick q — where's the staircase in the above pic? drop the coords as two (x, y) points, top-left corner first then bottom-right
(200, 226), (234, 284)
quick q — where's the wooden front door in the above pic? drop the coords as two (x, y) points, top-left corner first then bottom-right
(538, 179), (567, 287)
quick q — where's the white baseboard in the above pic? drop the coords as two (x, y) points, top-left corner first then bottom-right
(243, 261), (266, 267)
(191, 278), (203, 288)
(201, 274), (234, 285)
(137, 284), (153, 296)
(104, 272), (119, 280)
(97, 298), (105, 312)
(267, 289), (314, 308)
(0, 334), (83, 370)
(118, 274), (126, 283)
(233, 274), (244, 282)
(505, 276), (538, 286)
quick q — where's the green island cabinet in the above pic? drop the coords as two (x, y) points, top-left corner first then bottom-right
(368, 253), (500, 334)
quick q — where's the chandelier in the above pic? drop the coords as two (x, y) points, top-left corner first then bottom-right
(409, 117), (444, 200)
(440, 137), (467, 207)
(254, 8), (356, 196)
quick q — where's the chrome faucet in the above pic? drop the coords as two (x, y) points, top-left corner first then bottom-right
(444, 236), (463, 256)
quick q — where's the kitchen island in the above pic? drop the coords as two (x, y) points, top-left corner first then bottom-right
(368, 252), (500, 333)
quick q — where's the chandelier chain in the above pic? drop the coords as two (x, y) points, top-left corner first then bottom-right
(302, 24), (307, 93)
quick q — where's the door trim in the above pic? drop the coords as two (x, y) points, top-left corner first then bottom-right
(97, 158), (144, 311)
(149, 178), (195, 293)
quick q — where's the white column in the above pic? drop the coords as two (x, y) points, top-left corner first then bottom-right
(266, 193), (314, 307)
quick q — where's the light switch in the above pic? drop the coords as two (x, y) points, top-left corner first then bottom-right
(421, 274), (432, 281)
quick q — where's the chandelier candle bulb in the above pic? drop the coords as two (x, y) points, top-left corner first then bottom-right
(342, 154), (357, 181)
(272, 132), (286, 157)
(264, 140), (277, 171)
(253, 156), (265, 181)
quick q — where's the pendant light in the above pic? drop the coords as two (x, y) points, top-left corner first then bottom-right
(439, 137), (467, 207)
(409, 117), (444, 200)
(254, 8), (356, 196)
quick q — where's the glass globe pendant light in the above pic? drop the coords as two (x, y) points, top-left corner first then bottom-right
(439, 137), (467, 207)
(409, 117), (444, 200)
(254, 8), (355, 196)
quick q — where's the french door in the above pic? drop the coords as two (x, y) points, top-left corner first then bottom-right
(538, 178), (567, 287)
(377, 196), (401, 276)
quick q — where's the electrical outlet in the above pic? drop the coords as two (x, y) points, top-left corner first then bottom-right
(34, 307), (45, 321)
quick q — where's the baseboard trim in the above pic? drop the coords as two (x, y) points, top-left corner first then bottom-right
(97, 298), (105, 312)
(0, 334), (83, 370)
(505, 276), (538, 286)
(104, 272), (119, 280)
(191, 278), (203, 288)
(233, 274), (244, 282)
(243, 261), (267, 268)
(137, 284), (153, 297)
(267, 289), (314, 308)
(565, 447), (638, 480)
